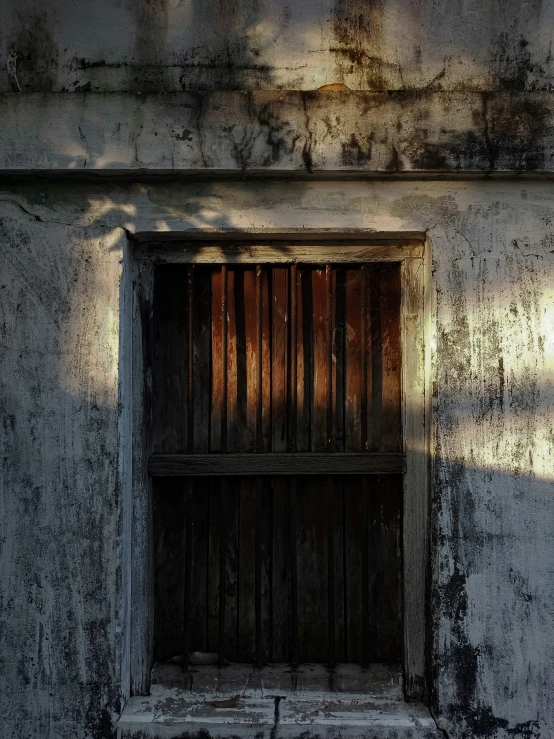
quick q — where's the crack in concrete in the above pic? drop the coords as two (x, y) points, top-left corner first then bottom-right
(195, 93), (208, 169)
(428, 704), (450, 739)
(300, 93), (314, 173)
(269, 695), (282, 739)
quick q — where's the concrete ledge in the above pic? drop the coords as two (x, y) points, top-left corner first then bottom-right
(2, 91), (554, 174)
(117, 665), (441, 738)
(117, 688), (441, 739)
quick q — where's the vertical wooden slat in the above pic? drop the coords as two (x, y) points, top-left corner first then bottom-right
(207, 480), (221, 653)
(261, 268), (272, 453)
(298, 269), (311, 452)
(289, 264), (299, 666)
(255, 265), (263, 667)
(362, 482), (370, 667)
(325, 265), (336, 668)
(242, 268), (257, 452)
(235, 269), (253, 451)
(272, 476), (289, 662)
(238, 266), (257, 661)
(344, 479), (363, 663)
(225, 478), (239, 662)
(379, 265), (402, 452)
(334, 268), (346, 453)
(361, 266), (369, 453)
(260, 269), (273, 661)
(182, 266), (194, 669)
(238, 479), (256, 661)
(325, 265), (333, 451)
(210, 268), (223, 452)
(289, 265), (298, 453)
(289, 477), (298, 666)
(221, 266), (229, 452)
(344, 268), (363, 662)
(225, 271), (239, 659)
(361, 265), (370, 667)
(152, 267), (188, 453)
(369, 266), (383, 451)
(311, 269), (328, 451)
(194, 267), (211, 453)
(153, 478), (186, 661)
(272, 268), (288, 453)
(299, 270), (329, 662)
(189, 486), (209, 653)
(256, 266), (263, 453)
(182, 484), (192, 669)
(297, 476), (328, 662)
(207, 269), (221, 657)
(187, 266), (195, 453)
(272, 267), (290, 662)
(367, 476), (402, 661)
(226, 269), (239, 452)
(260, 479), (273, 663)
(345, 268), (362, 452)
(334, 268), (346, 663)
(219, 265), (228, 666)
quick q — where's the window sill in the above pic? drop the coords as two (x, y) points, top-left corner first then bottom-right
(117, 664), (441, 738)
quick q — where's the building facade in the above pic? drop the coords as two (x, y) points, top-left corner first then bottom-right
(1, 2), (553, 738)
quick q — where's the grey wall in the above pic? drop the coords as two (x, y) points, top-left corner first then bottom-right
(1, 1), (554, 738)
(2, 0), (554, 93)
(1, 181), (553, 739)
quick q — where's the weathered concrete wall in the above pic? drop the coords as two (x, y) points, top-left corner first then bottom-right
(3, 91), (554, 174)
(2, 1), (554, 738)
(0, 200), (128, 738)
(2, 0), (554, 93)
(1, 180), (553, 739)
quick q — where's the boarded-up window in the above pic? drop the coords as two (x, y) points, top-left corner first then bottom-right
(150, 262), (403, 667)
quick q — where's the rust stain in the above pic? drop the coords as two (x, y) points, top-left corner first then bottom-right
(316, 82), (351, 91)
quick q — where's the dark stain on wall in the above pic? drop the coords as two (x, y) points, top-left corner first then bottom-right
(132, 0), (171, 92)
(341, 133), (374, 166)
(8, 13), (58, 92)
(332, 0), (390, 89)
(492, 34), (535, 91)
(486, 94), (551, 170)
(177, 0), (276, 90)
(255, 100), (303, 165)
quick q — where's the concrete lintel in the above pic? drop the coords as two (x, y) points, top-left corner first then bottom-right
(2, 90), (554, 175)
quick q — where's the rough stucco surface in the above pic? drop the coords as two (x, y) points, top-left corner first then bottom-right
(2, 0), (554, 93)
(2, 2), (554, 738)
(2, 91), (554, 174)
(0, 180), (553, 739)
(0, 203), (125, 738)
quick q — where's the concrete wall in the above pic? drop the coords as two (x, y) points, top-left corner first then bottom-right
(2, 0), (554, 93)
(1, 1), (554, 738)
(1, 181), (553, 739)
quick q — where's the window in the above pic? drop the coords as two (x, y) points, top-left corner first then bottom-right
(130, 238), (428, 700)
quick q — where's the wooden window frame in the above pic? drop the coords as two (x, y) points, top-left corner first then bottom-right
(129, 234), (430, 701)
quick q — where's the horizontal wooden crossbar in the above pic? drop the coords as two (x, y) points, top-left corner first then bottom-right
(148, 453), (406, 476)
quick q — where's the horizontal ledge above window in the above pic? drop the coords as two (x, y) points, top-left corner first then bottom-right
(148, 452), (406, 476)
(135, 241), (423, 263)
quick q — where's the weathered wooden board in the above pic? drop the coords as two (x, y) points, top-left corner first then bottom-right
(137, 241), (424, 264)
(149, 453), (405, 476)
